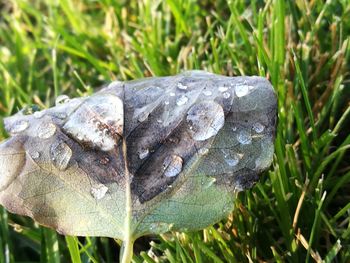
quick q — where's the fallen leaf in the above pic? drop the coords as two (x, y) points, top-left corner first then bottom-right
(0, 70), (277, 260)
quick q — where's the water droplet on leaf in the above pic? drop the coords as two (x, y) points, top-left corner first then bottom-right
(235, 85), (250, 97)
(90, 184), (108, 200)
(223, 92), (231, 99)
(203, 90), (212, 96)
(99, 156), (110, 165)
(221, 149), (240, 167)
(34, 111), (45, 119)
(38, 122), (57, 139)
(218, 86), (228, 92)
(177, 82), (187, 90)
(163, 155), (183, 177)
(237, 130), (252, 144)
(176, 95), (188, 106)
(55, 95), (70, 106)
(208, 177), (216, 186)
(139, 149), (149, 160)
(253, 122), (265, 133)
(225, 157), (239, 167)
(198, 148), (209, 155)
(149, 222), (174, 233)
(50, 140), (72, 171)
(29, 150), (40, 159)
(186, 101), (225, 141)
(137, 112), (149, 122)
(22, 105), (40, 115)
(10, 120), (29, 133)
(52, 112), (67, 120)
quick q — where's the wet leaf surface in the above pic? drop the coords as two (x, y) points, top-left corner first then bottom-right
(0, 70), (277, 241)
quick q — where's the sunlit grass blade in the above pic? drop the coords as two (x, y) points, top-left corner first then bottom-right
(0, 208), (12, 263)
(323, 239), (342, 263)
(41, 228), (60, 263)
(65, 236), (82, 263)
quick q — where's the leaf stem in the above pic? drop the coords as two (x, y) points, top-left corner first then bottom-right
(120, 138), (134, 263)
(120, 238), (134, 263)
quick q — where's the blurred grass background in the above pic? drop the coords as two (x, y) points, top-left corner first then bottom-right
(0, 0), (349, 262)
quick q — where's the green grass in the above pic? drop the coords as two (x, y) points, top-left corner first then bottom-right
(0, 0), (349, 262)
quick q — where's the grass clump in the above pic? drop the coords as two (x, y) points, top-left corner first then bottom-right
(0, 0), (349, 262)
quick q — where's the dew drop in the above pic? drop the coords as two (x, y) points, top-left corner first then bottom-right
(223, 92), (231, 99)
(29, 151), (40, 159)
(149, 223), (157, 232)
(198, 147), (209, 155)
(52, 112), (67, 119)
(33, 111), (45, 119)
(163, 155), (183, 177)
(186, 101), (225, 141)
(22, 105), (40, 115)
(10, 120), (29, 133)
(235, 85), (250, 97)
(55, 95), (70, 106)
(232, 126), (237, 131)
(50, 140), (72, 171)
(99, 156), (110, 165)
(208, 177), (216, 185)
(170, 92), (176, 97)
(138, 149), (149, 160)
(164, 100), (170, 105)
(149, 222), (173, 233)
(177, 82), (187, 90)
(221, 149), (239, 167)
(253, 122), (265, 133)
(137, 111), (149, 122)
(176, 95), (188, 106)
(218, 86), (228, 92)
(237, 130), (252, 144)
(203, 90), (212, 96)
(38, 122), (57, 139)
(225, 156), (239, 167)
(90, 184), (108, 200)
